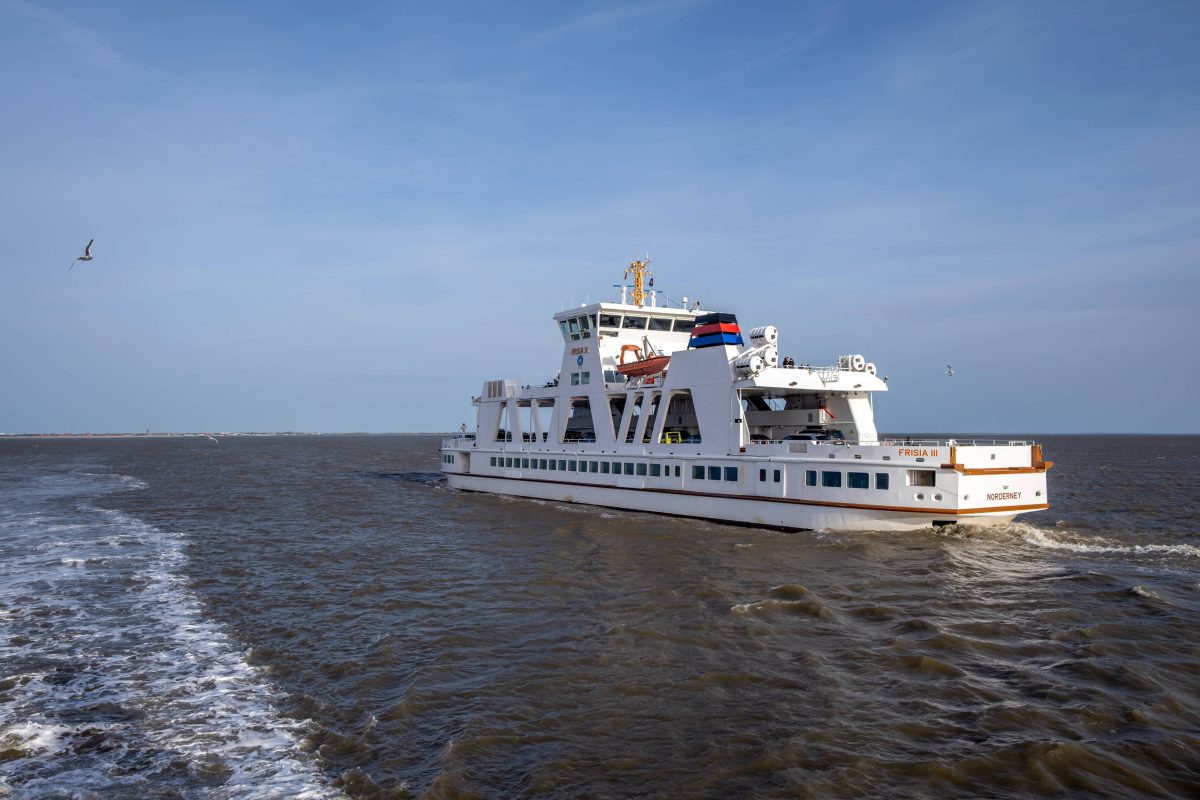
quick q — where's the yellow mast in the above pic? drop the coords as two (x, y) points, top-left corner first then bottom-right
(623, 258), (653, 308)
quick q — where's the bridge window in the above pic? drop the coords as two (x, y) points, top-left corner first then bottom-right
(822, 471), (842, 488)
(599, 313), (621, 328)
(876, 473), (889, 490)
(623, 316), (648, 329)
(648, 317), (671, 332)
(673, 319), (694, 332)
(848, 472), (869, 489)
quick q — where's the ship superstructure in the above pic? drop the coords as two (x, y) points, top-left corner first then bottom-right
(440, 262), (1050, 531)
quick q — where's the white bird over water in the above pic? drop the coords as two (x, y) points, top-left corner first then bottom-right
(204, 434), (219, 444)
(67, 239), (94, 273)
(946, 365), (955, 377)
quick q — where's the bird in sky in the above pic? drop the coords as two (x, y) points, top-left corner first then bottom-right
(67, 239), (94, 273)
(946, 365), (955, 377)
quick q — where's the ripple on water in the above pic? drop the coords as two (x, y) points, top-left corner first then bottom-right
(3, 434), (1199, 798)
(0, 472), (341, 799)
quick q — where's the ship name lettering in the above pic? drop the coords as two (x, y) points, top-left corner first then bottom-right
(897, 448), (938, 457)
(986, 491), (1022, 501)
(570, 346), (590, 355)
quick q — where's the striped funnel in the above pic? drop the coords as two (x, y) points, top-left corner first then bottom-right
(688, 312), (743, 348)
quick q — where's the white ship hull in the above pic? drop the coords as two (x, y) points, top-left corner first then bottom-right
(445, 466), (1033, 533)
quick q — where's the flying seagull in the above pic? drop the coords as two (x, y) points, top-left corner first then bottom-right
(203, 434), (219, 444)
(946, 365), (954, 377)
(67, 239), (94, 273)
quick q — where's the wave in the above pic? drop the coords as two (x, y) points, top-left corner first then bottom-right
(78, 472), (150, 491)
(1014, 523), (1200, 559)
(0, 503), (341, 798)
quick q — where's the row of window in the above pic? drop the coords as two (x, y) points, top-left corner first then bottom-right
(560, 313), (697, 341)
(596, 314), (695, 333)
(490, 455), (684, 478)
(569, 371), (592, 386)
(482, 458), (917, 493)
(691, 465), (739, 482)
(560, 315), (594, 341)
(805, 470), (890, 490)
(441, 454), (455, 464)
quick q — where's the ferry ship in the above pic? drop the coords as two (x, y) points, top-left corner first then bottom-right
(441, 262), (1050, 531)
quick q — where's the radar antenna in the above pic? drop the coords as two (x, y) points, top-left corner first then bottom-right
(623, 257), (653, 308)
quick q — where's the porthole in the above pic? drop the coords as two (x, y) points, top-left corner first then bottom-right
(933, 493), (943, 502)
(914, 492), (925, 501)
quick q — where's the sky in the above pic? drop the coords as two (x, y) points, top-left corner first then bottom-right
(1, 0), (1197, 434)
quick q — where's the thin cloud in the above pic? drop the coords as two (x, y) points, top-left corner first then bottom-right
(719, 2), (842, 84)
(521, 0), (712, 46)
(1, 0), (135, 72)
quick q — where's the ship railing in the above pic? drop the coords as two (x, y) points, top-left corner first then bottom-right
(746, 438), (1034, 447)
(874, 438), (1034, 447)
(442, 433), (476, 449)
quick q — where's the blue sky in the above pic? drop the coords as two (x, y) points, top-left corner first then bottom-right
(1, 0), (1197, 433)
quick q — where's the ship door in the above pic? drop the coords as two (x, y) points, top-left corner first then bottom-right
(755, 462), (784, 498)
(769, 464), (785, 498)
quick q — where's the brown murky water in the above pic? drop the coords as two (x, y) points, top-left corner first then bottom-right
(2, 434), (1198, 798)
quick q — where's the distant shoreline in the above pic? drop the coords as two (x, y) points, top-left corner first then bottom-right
(1, 431), (1194, 440)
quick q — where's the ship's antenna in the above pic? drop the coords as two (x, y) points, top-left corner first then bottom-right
(623, 257), (653, 308)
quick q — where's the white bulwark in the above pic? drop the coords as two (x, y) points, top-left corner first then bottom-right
(440, 262), (1051, 532)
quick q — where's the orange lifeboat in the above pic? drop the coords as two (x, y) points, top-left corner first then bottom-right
(616, 343), (671, 377)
